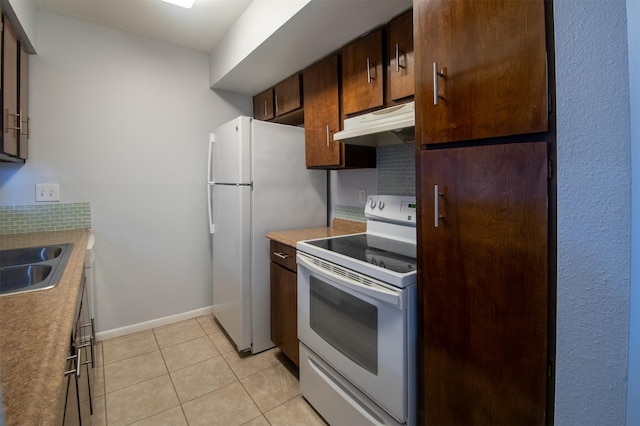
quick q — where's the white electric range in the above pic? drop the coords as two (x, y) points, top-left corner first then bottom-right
(296, 195), (417, 426)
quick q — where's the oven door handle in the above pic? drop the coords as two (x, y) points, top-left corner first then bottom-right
(297, 253), (405, 309)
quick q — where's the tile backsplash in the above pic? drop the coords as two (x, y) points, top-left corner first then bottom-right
(0, 202), (91, 235)
(335, 143), (415, 222)
(377, 143), (416, 196)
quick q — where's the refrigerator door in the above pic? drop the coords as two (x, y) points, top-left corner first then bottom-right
(249, 120), (328, 353)
(211, 183), (252, 352)
(210, 116), (252, 185)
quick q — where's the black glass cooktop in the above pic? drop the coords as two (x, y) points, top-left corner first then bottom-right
(306, 234), (417, 274)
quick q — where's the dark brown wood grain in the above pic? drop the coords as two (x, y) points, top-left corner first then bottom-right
(270, 240), (299, 366)
(19, 42), (28, 159)
(303, 55), (342, 168)
(342, 29), (384, 116)
(3, 14), (19, 157)
(414, 0), (548, 144)
(252, 88), (274, 121)
(418, 142), (548, 425)
(388, 10), (415, 101)
(274, 73), (302, 117)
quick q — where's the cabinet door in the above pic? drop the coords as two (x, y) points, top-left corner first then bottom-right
(18, 42), (28, 159)
(253, 88), (274, 121)
(342, 29), (384, 116)
(418, 142), (548, 424)
(414, 0), (548, 144)
(2, 15), (19, 157)
(274, 74), (302, 117)
(388, 10), (414, 101)
(303, 55), (341, 168)
(270, 261), (299, 365)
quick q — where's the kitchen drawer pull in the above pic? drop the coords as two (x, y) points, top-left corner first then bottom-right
(433, 63), (445, 106)
(264, 99), (268, 117)
(273, 251), (289, 259)
(275, 95), (279, 113)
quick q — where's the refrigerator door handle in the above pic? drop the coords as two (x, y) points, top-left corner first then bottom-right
(207, 183), (215, 234)
(207, 133), (216, 234)
(207, 133), (215, 184)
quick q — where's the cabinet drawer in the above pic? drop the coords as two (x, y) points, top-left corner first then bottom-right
(270, 240), (296, 272)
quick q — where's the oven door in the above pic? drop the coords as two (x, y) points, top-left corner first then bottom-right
(297, 252), (415, 423)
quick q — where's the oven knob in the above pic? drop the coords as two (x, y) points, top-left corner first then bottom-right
(378, 201), (385, 210)
(370, 199), (377, 209)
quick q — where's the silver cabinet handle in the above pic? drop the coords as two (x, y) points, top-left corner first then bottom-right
(264, 99), (268, 117)
(22, 116), (30, 138)
(64, 349), (81, 379)
(274, 252), (288, 259)
(395, 43), (405, 72)
(433, 63), (445, 105)
(5, 109), (22, 132)
(275, 95), (279, 113)
(326, 125), (330, 147)
(434, 184), (444, 228)
(367, 57), (375, 83)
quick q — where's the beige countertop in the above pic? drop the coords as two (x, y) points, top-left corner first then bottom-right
(0, 229), (90, 426)
(265, 218), (366, 247)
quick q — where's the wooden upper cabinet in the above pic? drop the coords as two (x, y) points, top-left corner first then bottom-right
(2, 14), (19, 157)
(414, 0), (548, 144)
(419, 141), (549, 425)
(274, 73), (302, 118)
(253, 88), (274, 121)
(303, 55), (342, 168)
(388, 10), (414, 101)
(253, 74), (303, 125)
(19, 42), (29, 159)
(303, 55), (376, 169)
(342, 29), (384, 116)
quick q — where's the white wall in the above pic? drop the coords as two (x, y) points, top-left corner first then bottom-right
(0, 12), (251, 334)
(554, 1), (631, 424)
(329, 169), (377, 221)
(627, 0), (639, 424)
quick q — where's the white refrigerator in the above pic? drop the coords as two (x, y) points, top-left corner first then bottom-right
(207, 117), (327, 354)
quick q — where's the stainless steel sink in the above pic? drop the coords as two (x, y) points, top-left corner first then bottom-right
(0, 243), (73, 296)
(0, 246), (64, 267)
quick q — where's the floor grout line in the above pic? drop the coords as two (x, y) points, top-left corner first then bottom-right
(97, 315), (318, 426)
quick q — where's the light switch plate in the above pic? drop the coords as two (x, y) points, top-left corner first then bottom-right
(35, 183), (60, 202)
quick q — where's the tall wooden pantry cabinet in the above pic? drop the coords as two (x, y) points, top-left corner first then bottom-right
(413, 0), (553, 424)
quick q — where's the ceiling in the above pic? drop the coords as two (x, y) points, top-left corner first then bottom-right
(35, 0), (254, 53)
(33, 0), (413, 95)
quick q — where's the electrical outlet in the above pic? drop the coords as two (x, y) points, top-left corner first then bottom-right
(35, 183), (60, 202)
(358, 189), (366, 204)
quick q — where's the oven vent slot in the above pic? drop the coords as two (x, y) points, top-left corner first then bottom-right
(308, 256), (381, 288)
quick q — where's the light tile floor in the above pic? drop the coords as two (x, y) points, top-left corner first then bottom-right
(91, 315), (327, 426)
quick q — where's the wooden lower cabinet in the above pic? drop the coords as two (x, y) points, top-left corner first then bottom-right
(269, 240), (299, 365)
(418, 142), (549, 424)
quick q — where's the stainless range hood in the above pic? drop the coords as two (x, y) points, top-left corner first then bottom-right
(333, 101), (415, 146)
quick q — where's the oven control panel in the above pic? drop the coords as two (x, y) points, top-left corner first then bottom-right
(365, 195), (416, 224)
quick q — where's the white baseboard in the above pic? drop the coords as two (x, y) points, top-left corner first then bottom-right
(95, 306), (213, 341)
